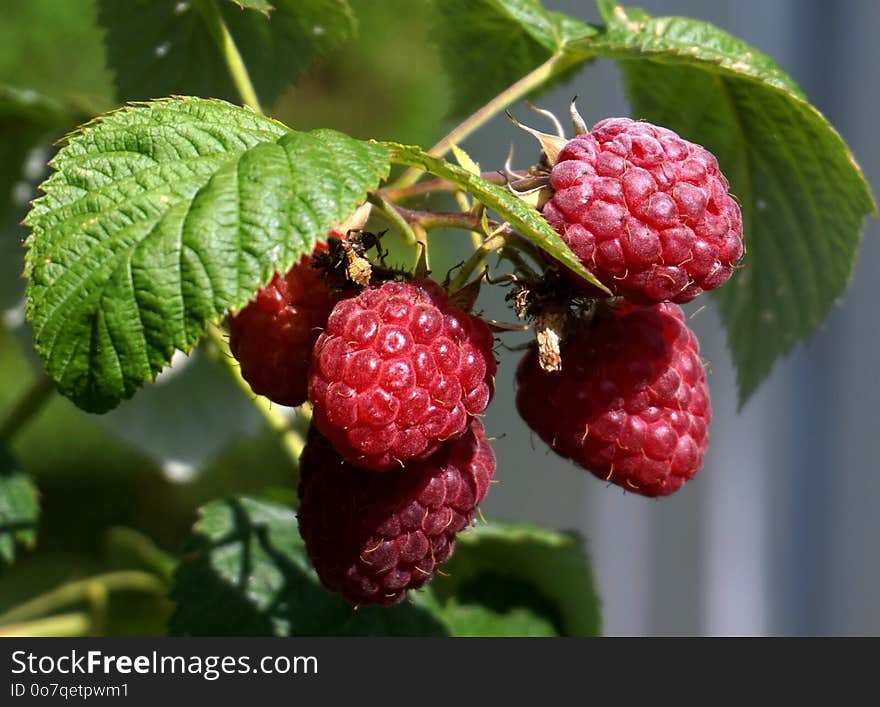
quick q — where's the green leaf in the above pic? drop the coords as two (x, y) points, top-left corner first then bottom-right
(582, 1), (876, 403)
(229, 0), (274, 16)
(25, 97), (389, 412)
(386, 142), (609, 292)
(98, 0), (355, 107)
(170, 497), (448, 636)
(426, 521), (601, 636)
(0, 446), (39, 567)
(0, 0), (114, 106)
(429, 0), (595, 117)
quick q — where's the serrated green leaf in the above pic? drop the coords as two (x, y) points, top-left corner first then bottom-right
(98, 0), (355, 107)
(386, 142), (609, 291)
(25, 97), (389, 412)
(429, 0), (595, 117)
(427, 521), (601, 636)
(170, 497), (447, 636)
(0, 446), (39, 567)
(583, 2), (876, 403)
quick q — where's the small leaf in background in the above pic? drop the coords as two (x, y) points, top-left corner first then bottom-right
(170, 497), (447, 636)
(98, 0), (355, 107)
(0, 446), (39, 568)
(24, 97), (389, 412)
(429, 0), (595, 117)
(0, 0), (113, 106)
(386, 142), (608, 292)
(426, 521), (601, 636)
(450, 143), (481, 176)
(229, 0), (274, 16)
(584, 1), (876, 403)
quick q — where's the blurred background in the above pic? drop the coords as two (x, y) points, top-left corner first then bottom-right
(0, 0), (877, 636)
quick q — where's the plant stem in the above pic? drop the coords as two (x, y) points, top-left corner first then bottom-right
(368, 193), (418, 245)
(0, 612), (92, 638)
(106, 527), (177, 583)
(0, 571), (165, 625)
(390, 205), (511, 235)
(379, 172), (511, 202)
(0, 373), (54, 443)
(206, 325), (307, 466)
(391, 52), (576, 190)
(449, 234), (507, 293)
(196, 0), (264, 113)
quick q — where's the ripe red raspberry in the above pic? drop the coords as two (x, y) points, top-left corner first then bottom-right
(516, 303), (710, 497)
(297, 419), (496, 606)
(542, 118), (743, 304)
(308, 279), (496, 471)
(229, 243), (340, 407)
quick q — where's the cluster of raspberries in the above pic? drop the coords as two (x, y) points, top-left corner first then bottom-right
(517, 116), (742, 497)
(230, 255), (498, 606)
(227, 115), (742, 605)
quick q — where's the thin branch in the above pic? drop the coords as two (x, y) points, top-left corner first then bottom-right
(389, 205), (508, 233)
(378, 172), (512, 202)
(0, 373), (55, 443)
(390, 51), (580, 190)
(368, 193), (418, 245)
(449, 234), (508, 293)
(0, 571), (165, 625)
(0, 612), (92, 638)
(196, 0), (264, 113)
(206, 325), (307, 468)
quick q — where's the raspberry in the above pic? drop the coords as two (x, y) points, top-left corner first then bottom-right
(308, 279), (496, 471)
(229, 243), (340, 407)
(541, 117), (743, 304)
(515, 303), (710, 497)
(297, 419), (495, 606)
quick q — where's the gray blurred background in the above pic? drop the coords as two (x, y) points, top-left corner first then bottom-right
(473, 0), (880, 636)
